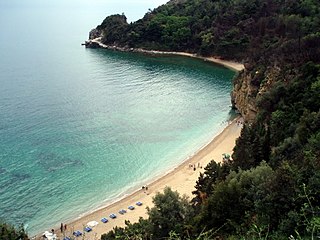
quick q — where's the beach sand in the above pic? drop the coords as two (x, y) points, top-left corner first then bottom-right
(86, 39), (245, 72)
(43, 119), (242, 239)
(158, 52), (245, 72)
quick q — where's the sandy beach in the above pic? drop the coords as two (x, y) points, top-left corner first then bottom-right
(38, 118), (242, 239)
(86, 39), (245, 72)
(150, 52), (245, 72)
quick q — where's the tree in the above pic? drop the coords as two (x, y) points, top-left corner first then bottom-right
(147, 187), (194, 239)
(101, 218), (152, 240)
(0, 222), (28, 240)
(195, 162), (275, 237)
(97, 14), (129, 44)
(192, 160), (231, 205)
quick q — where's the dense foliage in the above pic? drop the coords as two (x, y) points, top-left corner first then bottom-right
(0, 222), (28, 240)
(96, 0), (320, 239)
(94, 0), (320, 62)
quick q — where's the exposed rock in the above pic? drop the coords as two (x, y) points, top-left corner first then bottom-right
(231, 64), (285, 123)
(89, 28), (102, 40)
(85, 40), (101, 48)
(231, 69), (259, 122)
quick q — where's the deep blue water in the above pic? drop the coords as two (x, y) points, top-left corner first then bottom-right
(0, 0), (236, 235)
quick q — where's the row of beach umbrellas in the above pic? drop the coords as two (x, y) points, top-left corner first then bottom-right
(65, 201), (143, 238)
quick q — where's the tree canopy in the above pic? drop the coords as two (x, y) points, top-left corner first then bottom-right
(0, 222), (28, 240)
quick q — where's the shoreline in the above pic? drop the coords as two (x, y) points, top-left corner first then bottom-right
(85, 38), (245, 72)
(35, 118), (242, 239)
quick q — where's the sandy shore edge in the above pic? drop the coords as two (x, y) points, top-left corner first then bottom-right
(35, 118), (242, 239)
(85, 38), (245, 72)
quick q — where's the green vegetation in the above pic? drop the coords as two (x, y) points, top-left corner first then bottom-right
(95, 0), (320, 239)
(93, 0), (320, 62)
(0, 222), (28, 240)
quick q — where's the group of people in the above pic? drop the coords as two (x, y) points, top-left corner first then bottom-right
(189, 162), (202, 171)
(60, 223), (67, 233)
(142, 185), (149, 193)
(236, 120), (244, 125)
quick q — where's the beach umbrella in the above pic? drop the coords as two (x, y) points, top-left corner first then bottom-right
(43, 231), (57, 240)
(87, 220), (99, 227)
(222, 153), (230, 159)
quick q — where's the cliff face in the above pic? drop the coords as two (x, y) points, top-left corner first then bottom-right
(231, 64), (284, 123)
(231, 69), (259, 122)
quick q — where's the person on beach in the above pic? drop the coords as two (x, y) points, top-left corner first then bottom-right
(60, 223), (63, 233)
(145, 185), (149, 195)
(64, 224), (67, 232)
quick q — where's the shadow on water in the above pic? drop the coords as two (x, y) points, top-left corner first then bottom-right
(37, 152), (83, 172)
(84, 48), (236, 84)
(0, 170), (31, 195)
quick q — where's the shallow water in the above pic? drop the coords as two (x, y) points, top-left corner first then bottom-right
(0, 0), (236, 235)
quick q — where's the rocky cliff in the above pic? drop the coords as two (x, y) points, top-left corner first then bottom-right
(231, 63), (285, 123)
(231, 69), (259, 123)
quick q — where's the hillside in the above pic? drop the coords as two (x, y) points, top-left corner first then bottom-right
(86, 0), (320, 239)
(89, 0), (319, 61)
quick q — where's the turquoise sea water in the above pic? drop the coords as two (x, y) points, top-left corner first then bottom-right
(0, 0), (236, 236)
